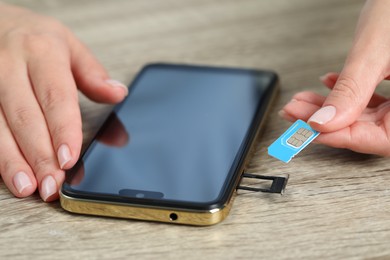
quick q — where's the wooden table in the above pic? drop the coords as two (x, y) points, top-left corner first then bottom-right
(2, 0), (390, 259)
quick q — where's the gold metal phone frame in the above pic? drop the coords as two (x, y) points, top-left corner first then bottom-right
(60, 191), (235, 226)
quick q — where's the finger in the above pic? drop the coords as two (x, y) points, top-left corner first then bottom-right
(281, 95), (383, 124)
(66, 31), (128, 103)
(290, 91), (326, 107)
(281, 99), (321, 122)
(0, 108), (37, 197)
(97, 113), (129, 147)
(319, 72), (339, 89)
(308, 1), (390, 133)
(320, 72), (388, 107)
(27, 42), (82, 170)
(0, 62), (64, 202)
(314, 121), (390, 156)
(278, 110), (296, 122)
(281, 91), (325, 122)
(309, 66), (383, 132)
(281, 98), (390, 156)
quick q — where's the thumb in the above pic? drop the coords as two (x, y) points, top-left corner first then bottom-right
(308, 62), (381, 132)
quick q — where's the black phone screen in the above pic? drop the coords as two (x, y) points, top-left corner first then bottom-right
(62, 64), (277, 210)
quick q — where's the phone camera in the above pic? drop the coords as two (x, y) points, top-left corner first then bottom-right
(169, 213), (178, 221)
(136, 193), (145, 198)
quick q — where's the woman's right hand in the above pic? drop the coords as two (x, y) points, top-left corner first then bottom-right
(279, 0), (390, 156)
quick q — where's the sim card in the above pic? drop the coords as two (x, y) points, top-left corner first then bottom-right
(268, 119), (319, 163)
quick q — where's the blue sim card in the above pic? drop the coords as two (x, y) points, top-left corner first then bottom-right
(268, 120), (320, 163)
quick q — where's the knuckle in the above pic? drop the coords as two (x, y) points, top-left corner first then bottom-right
(51, 123), (70, 140)
(40, 86), (79, 117)
(22, 32), (66, 55)
(332, 76), (362, 104)
(23, 34), (54, 54)
(2, 17), (68, 55)
(41, 87), (67, 111)
(31, 155), (56, 174)
(11, 106), (36, 129)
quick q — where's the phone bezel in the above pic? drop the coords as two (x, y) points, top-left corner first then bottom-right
(61, 63), (278, 212)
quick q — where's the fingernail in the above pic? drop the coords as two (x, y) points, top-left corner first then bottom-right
(13, 171), (33, 194)
(278, 110), (286, 118)
(308, 106), (336, 125)
(319, 74), (327, 81)
(58, 144), (72, 169)
(105, 79), (128, 96)
(41, 175), (57, 202)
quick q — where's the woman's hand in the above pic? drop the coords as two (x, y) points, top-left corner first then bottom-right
(280, 0), (390, 156)
(280, 72), (390, 156)
(0, 3), (128, 201)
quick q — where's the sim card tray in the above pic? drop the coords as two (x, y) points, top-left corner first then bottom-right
(237, 173), (289, 194)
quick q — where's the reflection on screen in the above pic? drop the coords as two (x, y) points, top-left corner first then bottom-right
(68, 65), (272, 204)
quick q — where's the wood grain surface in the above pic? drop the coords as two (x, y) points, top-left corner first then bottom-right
(2, 0), (390, 259)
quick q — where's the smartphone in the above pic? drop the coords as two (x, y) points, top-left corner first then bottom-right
(60, 63), (279, 225)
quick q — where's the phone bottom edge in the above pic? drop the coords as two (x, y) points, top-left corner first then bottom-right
(59, 191), (236, 226)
